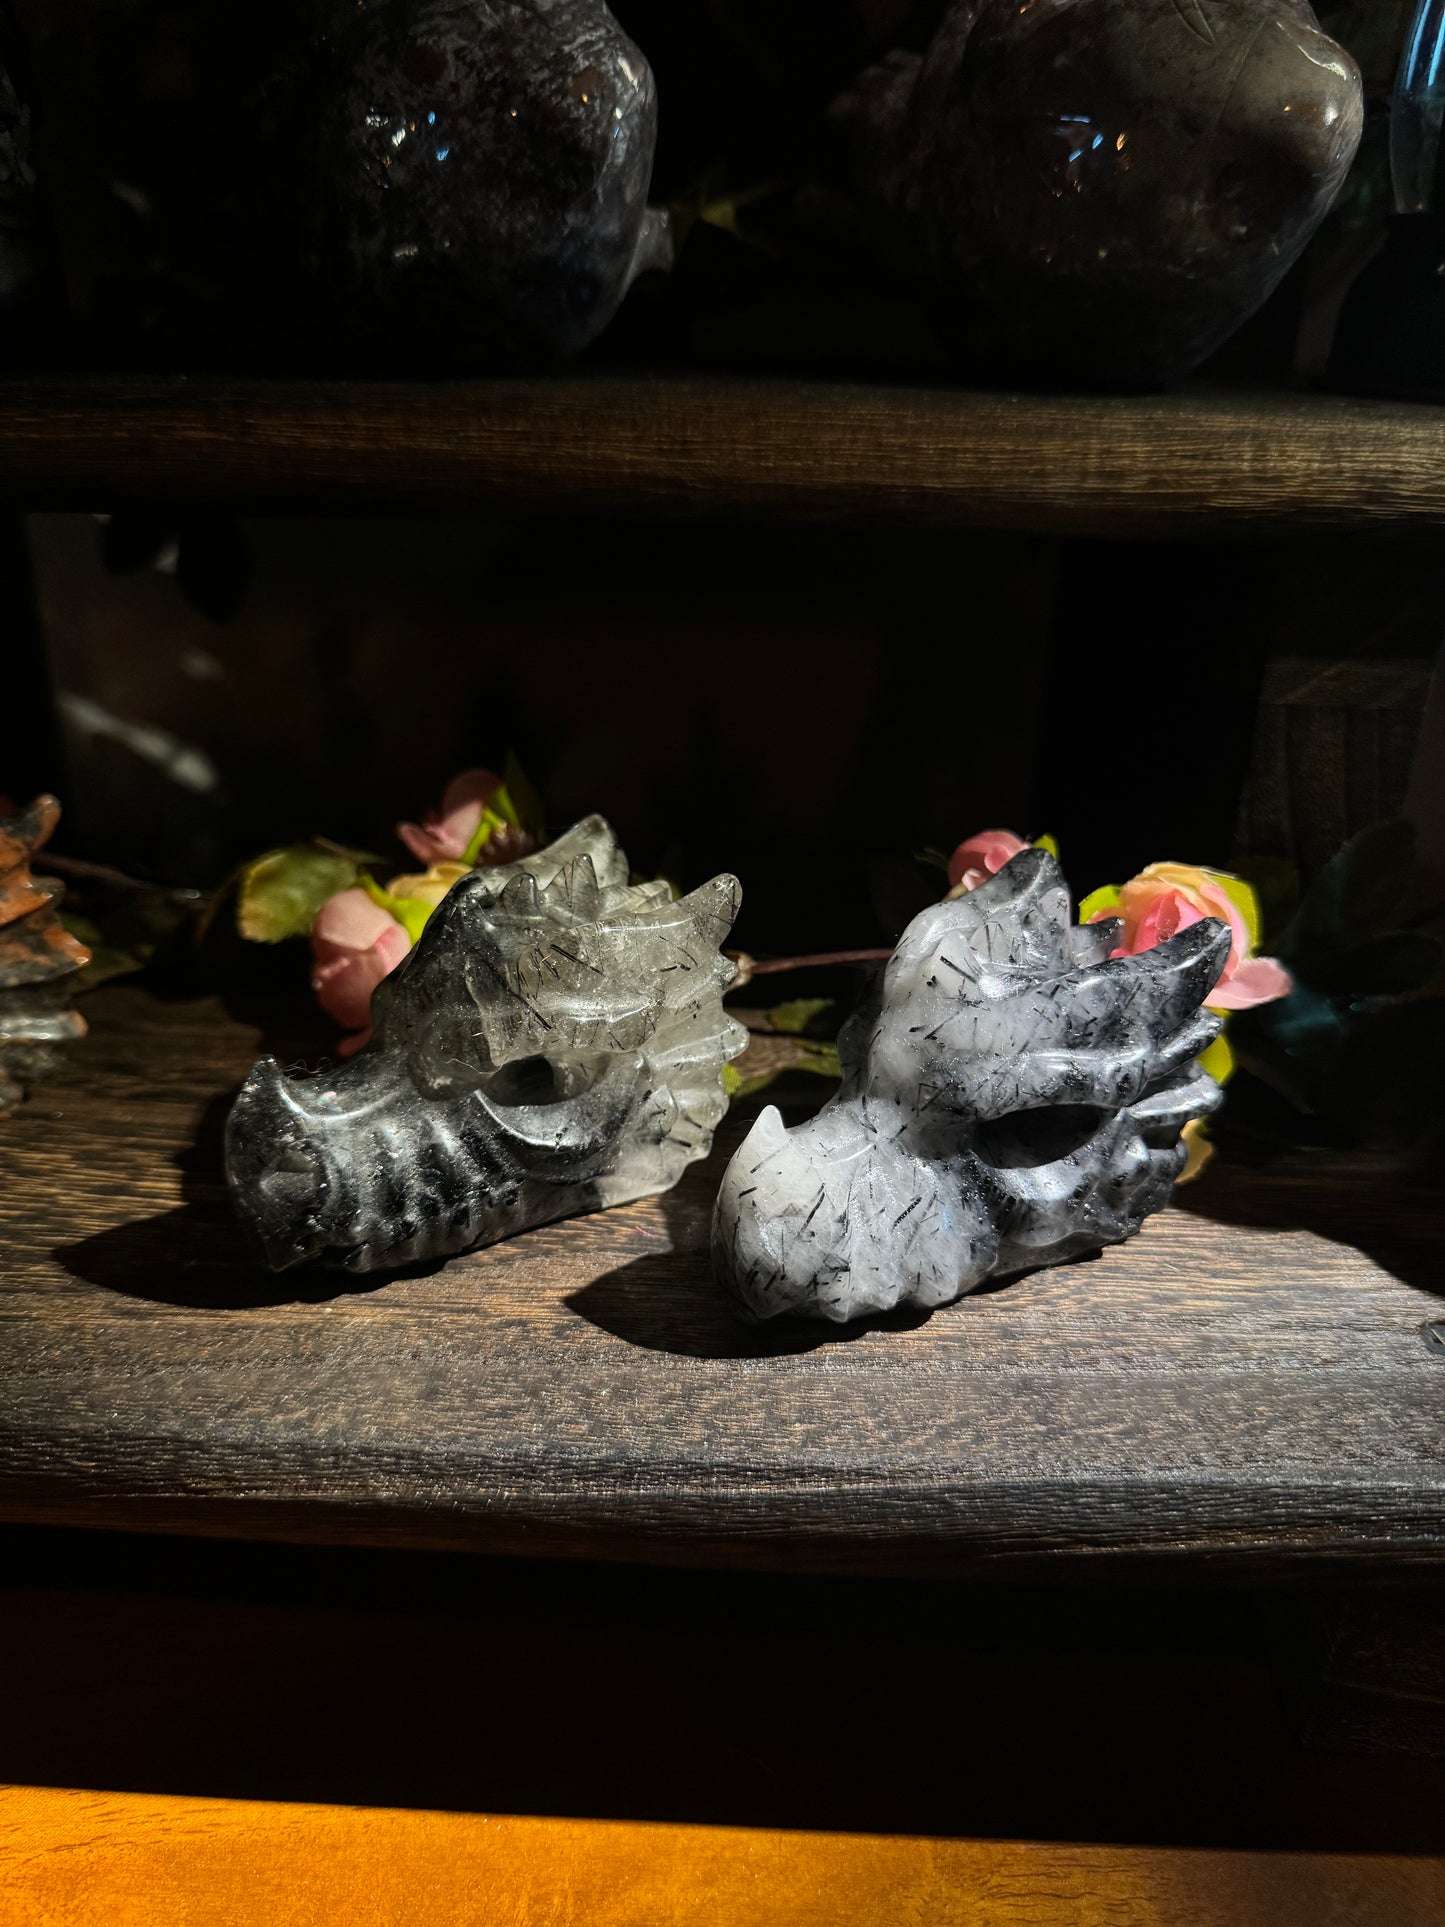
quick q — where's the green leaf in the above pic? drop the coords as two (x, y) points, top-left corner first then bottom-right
(1210, 871), (1262, 952)
(726, 1043), (841, 1103)
(669, 174), (785, 254)
(74, 944), (151, 989)
(1197, 1030), (1235, 1087)
(1245, 984), (1345, 1059)
(501, 751), (546, 838)
(462, 804), (515, 865)
(316, 837), (385, 867)
(361, 875), (432, 946)
(1077, 885), (1122, 925)
(800, 1042), (842, 1080)
(237, 844), (361, 943)
(61, 914), (148, 991)
(62, 879), (205, 990)
(768, 998), (837, 1038)
(457, 755), (547, 864)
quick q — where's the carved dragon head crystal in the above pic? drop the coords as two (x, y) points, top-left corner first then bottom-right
(227, 817), (745, 1272)
(713, 848), (1230, 1323)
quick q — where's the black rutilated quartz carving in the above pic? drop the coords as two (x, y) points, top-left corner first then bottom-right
(227, 817), (745, 1272)
(713, 848), (1230, 1323)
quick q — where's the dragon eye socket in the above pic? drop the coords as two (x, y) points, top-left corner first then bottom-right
(483, 1054), (602, 1108)
(975, 1104), (1107, 1169)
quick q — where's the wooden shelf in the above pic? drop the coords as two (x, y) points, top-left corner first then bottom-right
(0, 984), (1442, 1576)
(1, 372), (1445, 533)
(7, 1789), (1444, 1927)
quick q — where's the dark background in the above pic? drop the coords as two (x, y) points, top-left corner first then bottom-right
(3, 1525), (1444, 1852)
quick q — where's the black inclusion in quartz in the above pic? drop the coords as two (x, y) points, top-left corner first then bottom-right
(225, 818), (746, 1274)
(713, 850), (1233, 1324)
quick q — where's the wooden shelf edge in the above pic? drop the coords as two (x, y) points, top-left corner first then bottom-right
(2, 1482), (1445, 1581)
(0, 373), (1442, 532)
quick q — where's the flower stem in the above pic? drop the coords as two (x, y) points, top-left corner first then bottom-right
(43, 853), (200, 902)
(747, 949), (892, 977)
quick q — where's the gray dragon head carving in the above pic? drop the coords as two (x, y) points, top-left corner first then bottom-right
(227, 816), (745, 1272)
(713, 847), (1230, 1322)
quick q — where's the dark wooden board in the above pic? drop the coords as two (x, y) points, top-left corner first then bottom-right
(2, 373), (1445, 535)
(0, 985), (1442, 1575)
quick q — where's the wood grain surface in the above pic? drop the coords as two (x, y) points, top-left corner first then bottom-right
(1, 374), (1444, 535)
(3, 1787), (1442, 1927)
(0, 985), (1442, 1575)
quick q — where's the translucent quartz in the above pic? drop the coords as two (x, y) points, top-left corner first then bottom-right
(713, 849), (1230, 1324)
(305, 0), (669, 364)
(228, 817), (745, 1272)
(832, 0), (1364, 385)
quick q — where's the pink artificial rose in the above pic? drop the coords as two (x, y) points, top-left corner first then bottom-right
(1093, 862), (1293, 1012)
(398, 769), (504, 867)
(310, 888), (412, 1056)
(947, 829), (1031, 895)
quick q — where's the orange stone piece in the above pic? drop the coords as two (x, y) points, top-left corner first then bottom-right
(0, 794), (90, 988)
(0, 793), (90, 1113)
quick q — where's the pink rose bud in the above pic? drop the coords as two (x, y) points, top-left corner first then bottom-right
(397, 768), (503, 867)
(947, 829), (1031, 894)
(310, 887), (413, 1055)
(1092, 863), (1292, 1012)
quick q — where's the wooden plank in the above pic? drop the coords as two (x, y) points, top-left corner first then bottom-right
(0, 984), (1442, 1574)
(2, 1787), (1442, 1927)
(0, 374), (1443, 535)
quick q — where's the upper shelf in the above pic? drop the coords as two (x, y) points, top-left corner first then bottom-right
(1, 372), (1445, 534)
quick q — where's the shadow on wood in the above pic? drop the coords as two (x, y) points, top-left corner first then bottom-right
(1172, 1154), (1445, 1301)
(53, 1201), (399, 1312)
(51, 1085), (402, 1311)
(567, 1247), (936, 1360)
